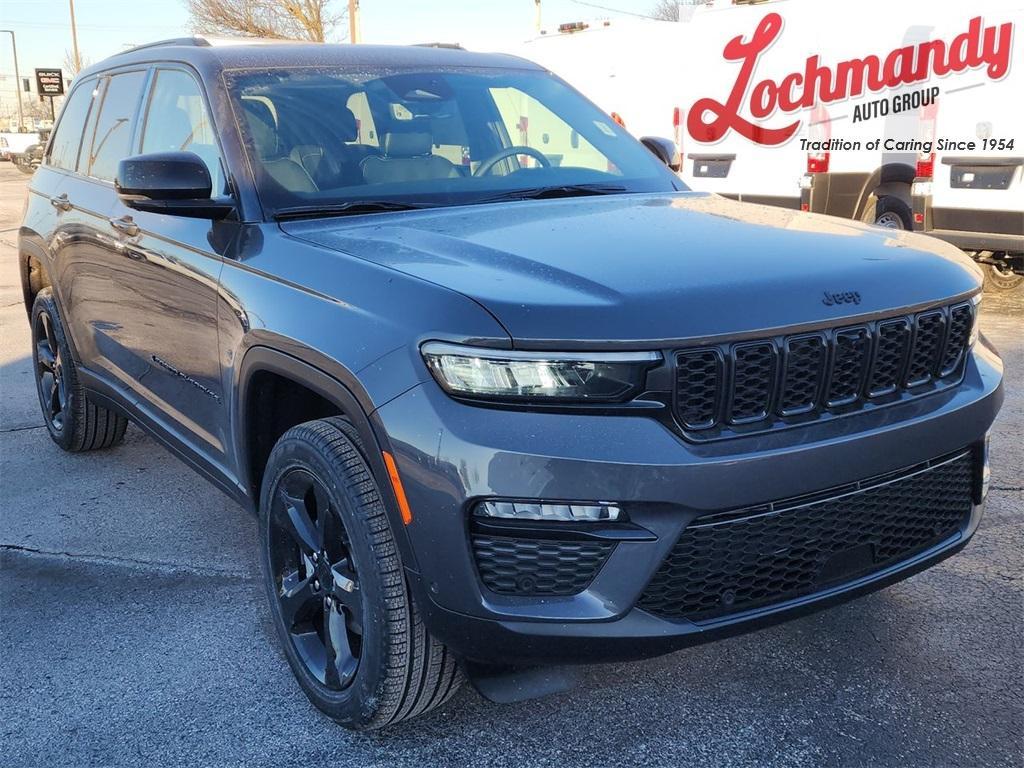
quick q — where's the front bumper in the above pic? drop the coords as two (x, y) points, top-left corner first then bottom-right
(373, 341), (1003, 665)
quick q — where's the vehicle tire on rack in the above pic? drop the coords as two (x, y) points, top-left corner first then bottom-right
(30, 288), (128, 452)
(985, 261), (1024, 291)
(259, 416), (462, 730)
(861, 195), (913, 230)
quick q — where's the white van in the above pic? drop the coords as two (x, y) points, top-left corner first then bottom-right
(500, 0), (1023, 281)
(0, 132), (40, 161)
(908, 8), (1024, 288)
(497, 18), (684, 158)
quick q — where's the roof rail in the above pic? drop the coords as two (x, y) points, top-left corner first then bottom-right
(415, 42), (465, 50)
(116, 37), (212, 55)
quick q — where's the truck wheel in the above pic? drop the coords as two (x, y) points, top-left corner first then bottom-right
(259, 416), (462, 729)
(862, 195), (912, 230)
(985, 262), (1024, 291)
(30, 289), (128, 452)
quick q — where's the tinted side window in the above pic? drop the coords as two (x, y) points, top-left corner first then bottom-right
(141, 69), (226, 194)
(48, 79), (98, 171)
(85, 71), (146, 182)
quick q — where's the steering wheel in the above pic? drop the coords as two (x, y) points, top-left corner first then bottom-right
(473, 145), (551, 177)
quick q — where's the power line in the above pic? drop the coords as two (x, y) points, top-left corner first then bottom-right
(568, 0), (659, 20)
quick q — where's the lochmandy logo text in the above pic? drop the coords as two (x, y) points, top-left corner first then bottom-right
(688, 13), (1015, 146)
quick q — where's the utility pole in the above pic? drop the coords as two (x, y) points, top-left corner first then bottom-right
(535, 0), (542, 33)
(69, 0), (82, 72)
(0, 30), (24, 131)
(348, 0), (360, 43)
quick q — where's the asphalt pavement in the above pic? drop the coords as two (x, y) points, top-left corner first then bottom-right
(1, 163), (1021, 767)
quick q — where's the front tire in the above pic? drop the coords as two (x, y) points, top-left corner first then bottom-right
(30, 289), (128, 452)
(259, 417), (462, 729)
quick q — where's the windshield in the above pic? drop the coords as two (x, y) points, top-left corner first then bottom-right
(224, 65), (684, 217)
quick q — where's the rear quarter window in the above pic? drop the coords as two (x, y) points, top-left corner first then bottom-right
(47, 79), (99, 172)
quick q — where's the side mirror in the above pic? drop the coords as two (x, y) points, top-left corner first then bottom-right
(116, 151), (233, 220)
(640, 136), (680, 172)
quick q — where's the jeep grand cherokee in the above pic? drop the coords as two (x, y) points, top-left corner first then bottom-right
(18, 38), (1003, 729)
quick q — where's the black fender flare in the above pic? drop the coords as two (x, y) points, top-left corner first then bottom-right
(234, 344), (421, 571)
(853, 163), (916, 220)
(17, 234), (52, 320)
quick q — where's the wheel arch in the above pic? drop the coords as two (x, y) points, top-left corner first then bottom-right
(18, 236), (53, 320)
(235, 344), (420, 569)
(854, 162), (916, 220)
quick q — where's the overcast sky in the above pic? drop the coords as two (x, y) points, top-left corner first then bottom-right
(0, 0), (668, 81)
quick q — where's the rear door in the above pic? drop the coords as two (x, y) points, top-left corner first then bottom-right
(57, 68), (148, 386)
(25, 75), (99, 309)
(927, 26), (1024, 235)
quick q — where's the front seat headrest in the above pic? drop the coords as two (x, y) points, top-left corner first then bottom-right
(240, 99), (279, 160)
(383, 131), (432, 158)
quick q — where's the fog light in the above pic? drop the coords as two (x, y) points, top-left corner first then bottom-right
(981, 432), (991, 501)
(475, 500), (622, 522)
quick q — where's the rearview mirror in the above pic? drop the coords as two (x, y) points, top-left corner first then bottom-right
(116, 151), (234, 220)
(640, 136), (680, 172)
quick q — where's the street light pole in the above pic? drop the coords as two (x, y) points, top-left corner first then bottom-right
(69, 0), (82, 72)
(0, 30), (24, 131)
(348, 0), (360, 44)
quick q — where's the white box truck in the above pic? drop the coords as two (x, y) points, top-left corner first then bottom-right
(500, 0), (1023, 283)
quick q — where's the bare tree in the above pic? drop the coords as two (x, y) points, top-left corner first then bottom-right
(650, 0), (680, 21)
(186, 0), (346, 42)
(63, 49), (92, 77)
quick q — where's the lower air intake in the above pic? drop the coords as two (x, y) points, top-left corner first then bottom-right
(638, 451), (974, 622)
(472, 535), (614, 596)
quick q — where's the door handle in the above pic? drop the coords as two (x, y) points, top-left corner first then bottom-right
(49, 193), (72, 212)
(109, 215), (140, 238)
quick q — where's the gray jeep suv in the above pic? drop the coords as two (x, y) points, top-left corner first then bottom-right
(18, 38), (1003, 729)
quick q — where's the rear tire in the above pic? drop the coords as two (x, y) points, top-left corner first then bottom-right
(259, 416), (462, 730)
(862, 195), (913, 230)
(30, 289), (128, 452)
(985, 262), (1024, 292)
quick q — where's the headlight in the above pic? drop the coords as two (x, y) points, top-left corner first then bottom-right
(969, 293), (983, 347)
(421, 342), (660, 402)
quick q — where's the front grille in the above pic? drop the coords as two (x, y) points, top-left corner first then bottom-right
(472, 535), (614, 595)
(638, 451), (974, 623)
(674, 300), (974, 438)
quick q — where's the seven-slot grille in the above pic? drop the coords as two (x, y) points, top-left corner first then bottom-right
(674, 301), (974, 436)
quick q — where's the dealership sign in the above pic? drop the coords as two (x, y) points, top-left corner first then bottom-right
(687, 13), (1015, 146)
(34, 69), (65, 98)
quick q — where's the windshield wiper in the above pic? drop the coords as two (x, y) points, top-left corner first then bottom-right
(273, 201), (435, 220)
(478, 183), (628, 204)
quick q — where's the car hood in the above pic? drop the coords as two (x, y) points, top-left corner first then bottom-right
(281, 192), (982, 346)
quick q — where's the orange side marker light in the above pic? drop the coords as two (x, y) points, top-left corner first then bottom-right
(382, 451), (413, 525)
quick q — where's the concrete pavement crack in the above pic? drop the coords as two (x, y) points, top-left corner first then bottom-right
(0, 543), (258, 581)
(0, 424), (46, 434)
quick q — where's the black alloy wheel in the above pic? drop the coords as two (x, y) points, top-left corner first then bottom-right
(259, 417), (462, 729)
(268, 468), (364, 690)
(29, 289), (128, 451)
(33, 308), (68, 432)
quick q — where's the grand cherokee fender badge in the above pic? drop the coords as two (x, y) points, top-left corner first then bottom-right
(151, 354), (222, 402)
(822, 290), (861, 306)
